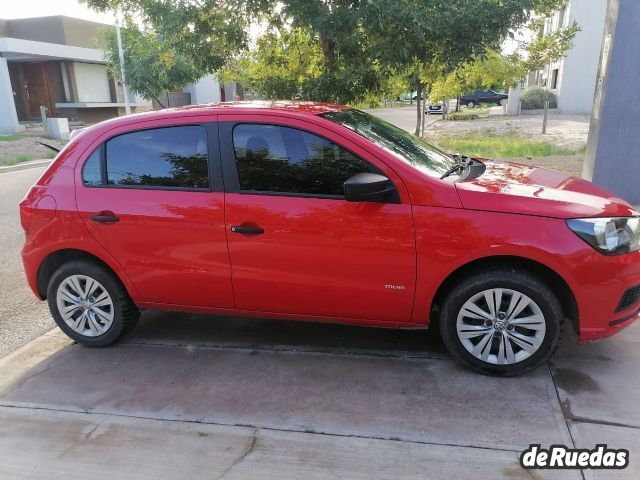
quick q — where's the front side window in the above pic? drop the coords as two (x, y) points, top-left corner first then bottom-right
(105, 125), (209, 189)
(232, 124), (376, 196)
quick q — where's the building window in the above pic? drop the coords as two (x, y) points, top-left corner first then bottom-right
(551, 68), (559, 90)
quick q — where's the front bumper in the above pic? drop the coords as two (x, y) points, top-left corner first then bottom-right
(573, 249), (640, 342)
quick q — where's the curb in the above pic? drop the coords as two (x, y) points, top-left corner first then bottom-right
(0, 159), (52, 174)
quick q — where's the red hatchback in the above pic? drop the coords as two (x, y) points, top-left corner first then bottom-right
(20, 102), (640, 375)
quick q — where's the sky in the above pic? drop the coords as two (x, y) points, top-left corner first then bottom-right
(2, 0), (116, 24)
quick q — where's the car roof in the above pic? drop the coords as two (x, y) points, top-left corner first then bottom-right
(91, 101), (346, 130)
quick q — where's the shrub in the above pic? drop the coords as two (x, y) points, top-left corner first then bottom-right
(520, 87), (558, 110)
(446, 112), (479, 121)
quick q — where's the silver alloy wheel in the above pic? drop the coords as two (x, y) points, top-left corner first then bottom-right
(56, 274), (114, 337)
(456, 288), (546, 365)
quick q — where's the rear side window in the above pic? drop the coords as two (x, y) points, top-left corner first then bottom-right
(232, 124), (376, 196)
(103, 125), (209, 189)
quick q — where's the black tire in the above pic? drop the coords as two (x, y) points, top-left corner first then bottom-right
(439, 268), (562, 376)
(466, 100), (475, 108)
(47, 260), (140, 347)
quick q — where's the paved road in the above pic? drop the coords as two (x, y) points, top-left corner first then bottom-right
(0, 167), (53, 357)
(367, 105), (441, 133)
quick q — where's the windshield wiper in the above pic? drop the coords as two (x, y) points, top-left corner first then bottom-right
(440, 154), (472, 180)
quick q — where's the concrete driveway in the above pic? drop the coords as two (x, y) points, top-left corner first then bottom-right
(0, 109), (638, 478)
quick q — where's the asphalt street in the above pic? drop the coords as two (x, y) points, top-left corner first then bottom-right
(0, 167), (53, 358)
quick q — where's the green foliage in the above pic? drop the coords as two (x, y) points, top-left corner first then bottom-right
(523, 21), (581, 71)
(223, 28), (323, 100)
(101, 23), (200, 105)
(2, 154), (34, 166)
(433, 132), (579, 158)
(445, 112), (480, 121)
(84, 0), (572, 131)
(0, 134), (22, 142)
(520, 87), (558, 109)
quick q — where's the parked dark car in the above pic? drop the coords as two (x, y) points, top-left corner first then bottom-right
(461, 90), (508, 108)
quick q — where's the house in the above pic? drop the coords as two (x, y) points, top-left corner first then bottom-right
(520, 0), (607, 114)
(0, 15), (234, 134)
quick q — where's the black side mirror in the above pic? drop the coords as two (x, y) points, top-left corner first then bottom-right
(344, 173), (398, 203)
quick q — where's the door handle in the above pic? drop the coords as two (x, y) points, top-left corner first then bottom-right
(231, 225), (264, 235)
(91, 213), (120, 223)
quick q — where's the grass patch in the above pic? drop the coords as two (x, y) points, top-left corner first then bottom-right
(433, 133), (584, 158)
(2, 154), (35, 166)
(0, 134), (23, 142)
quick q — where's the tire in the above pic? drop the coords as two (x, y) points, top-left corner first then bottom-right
(47, 260), (140, 347)
(466, 100), (475, 108)
(439, 268), (562, 376)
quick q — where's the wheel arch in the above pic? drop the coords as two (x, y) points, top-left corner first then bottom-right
(430, 255), (579, 333)
(37, 248), (134, 301)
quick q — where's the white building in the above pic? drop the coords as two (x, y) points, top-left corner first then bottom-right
(0, 16), (230, 134)
(524, 0), (607, 114)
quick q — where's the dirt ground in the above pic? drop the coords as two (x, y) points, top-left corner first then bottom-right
(428, 112), (590, 151)
(0, 135), (67, 166)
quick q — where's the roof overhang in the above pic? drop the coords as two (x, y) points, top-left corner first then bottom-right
(0, 37), (104, 63)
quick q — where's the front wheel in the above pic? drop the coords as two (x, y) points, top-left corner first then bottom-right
(47, 260), (140, 346)
(439, 268), (562, 375)
(466, 100), (475, 108)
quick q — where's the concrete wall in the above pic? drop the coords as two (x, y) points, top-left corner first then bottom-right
(183, 75), (221, 104)
(2, 16), (104, 49)
(0, 57), (20, 134)
(584, 0), (640, 204)
(556, 0), (607, 114)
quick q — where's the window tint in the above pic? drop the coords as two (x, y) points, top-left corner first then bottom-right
(105, 126), (209, 189)
(232, 124), (376, 196)
(82, 148), (102, 186)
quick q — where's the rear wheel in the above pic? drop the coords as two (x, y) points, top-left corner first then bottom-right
(466, 100), (475, 108)
(439, 268), (562, 375)
(47, 260), (139, 346)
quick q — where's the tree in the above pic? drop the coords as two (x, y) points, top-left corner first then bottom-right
(85, 0), (570, 133)
(222, 27), (324, 100)
(101, 23), (199, 107)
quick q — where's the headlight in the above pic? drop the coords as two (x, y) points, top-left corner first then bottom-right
(567, 217), (640, 255)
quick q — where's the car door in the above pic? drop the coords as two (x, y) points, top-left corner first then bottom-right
(75, 118), (234, 309)
(219, 115), (417, 323)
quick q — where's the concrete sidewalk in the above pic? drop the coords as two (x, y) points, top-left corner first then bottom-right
(1, 312), (638, 479)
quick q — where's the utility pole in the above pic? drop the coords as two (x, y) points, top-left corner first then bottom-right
(115, 14), (131, 115)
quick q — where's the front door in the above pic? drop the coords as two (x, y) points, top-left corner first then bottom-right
(21, 62), (57, 118)
(75, 120), (234, 309)
(220, 117), (416, 323)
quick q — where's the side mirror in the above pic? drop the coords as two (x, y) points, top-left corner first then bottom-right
(344, 173), (398, 203)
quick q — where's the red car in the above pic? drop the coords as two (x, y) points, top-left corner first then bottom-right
(20, 102), (640, 375)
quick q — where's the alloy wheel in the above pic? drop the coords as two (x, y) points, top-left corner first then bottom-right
(56, 274), (114, 337)
(456, 288), (546, 365)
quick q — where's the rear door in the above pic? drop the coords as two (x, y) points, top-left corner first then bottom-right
(75, 118), (234, 309)
(219, 115), (417, 323)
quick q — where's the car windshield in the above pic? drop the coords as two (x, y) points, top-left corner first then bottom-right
(321, 109), (455, 178)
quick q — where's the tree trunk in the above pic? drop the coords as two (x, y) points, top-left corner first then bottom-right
(414, 83), (422, 136)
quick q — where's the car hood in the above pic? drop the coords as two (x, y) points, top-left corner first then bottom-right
(454, 160), (638, 219)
